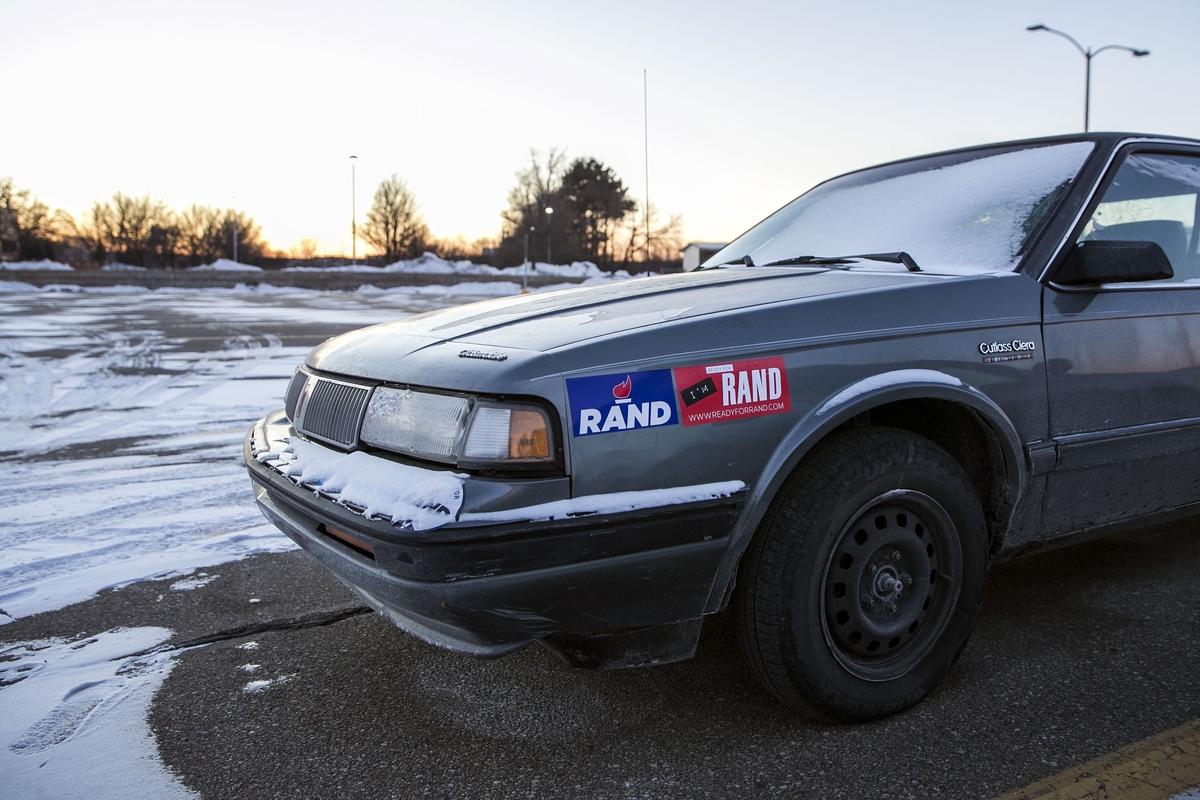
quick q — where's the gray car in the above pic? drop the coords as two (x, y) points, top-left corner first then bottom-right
(247, 132), (1200, 721)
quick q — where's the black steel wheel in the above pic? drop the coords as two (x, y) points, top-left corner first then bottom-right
(735, 427), (988, 721)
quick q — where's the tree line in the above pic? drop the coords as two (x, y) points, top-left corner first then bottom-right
(1, 178), (267, 267)
(494, 150), (683, 269)
(1, 152), (684, 270)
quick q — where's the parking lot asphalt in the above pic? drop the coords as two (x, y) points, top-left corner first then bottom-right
(5, 515), (1198, 799)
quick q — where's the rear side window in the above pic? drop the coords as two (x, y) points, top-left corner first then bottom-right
(1078, 153), (1200, 283)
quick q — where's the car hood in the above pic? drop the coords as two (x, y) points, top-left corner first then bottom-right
(309, 268), (948, 377)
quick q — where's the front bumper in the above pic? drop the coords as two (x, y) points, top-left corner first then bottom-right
(246, 413), (743, 657)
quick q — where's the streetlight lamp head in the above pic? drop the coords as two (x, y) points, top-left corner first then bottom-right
(545, 207), (554, 214)
(1027, 24), (1047, 31)
(1132, 49), (1150, 57)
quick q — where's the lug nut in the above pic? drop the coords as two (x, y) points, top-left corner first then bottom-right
(891, 550), (902, 561)
(862, 596), (874, 607)
(885, 602), (897, 613)
(905, 576), (913, 585)
(869, 564), (877, 574)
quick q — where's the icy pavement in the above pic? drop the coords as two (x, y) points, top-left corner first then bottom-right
(0, 287), (474, 622)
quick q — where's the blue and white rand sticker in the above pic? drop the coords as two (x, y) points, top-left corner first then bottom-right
(566, 370), (679, 437)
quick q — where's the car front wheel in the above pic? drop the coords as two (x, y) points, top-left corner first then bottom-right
(735, 427), (988, 721)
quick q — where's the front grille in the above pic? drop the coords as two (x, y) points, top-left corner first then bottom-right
(299, 378), (371, 448)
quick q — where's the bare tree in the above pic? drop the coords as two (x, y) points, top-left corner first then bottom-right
(362, 175), (429, 261)
(618, 201), (685, 266)
(103, 193), (172, 265)
(220, 208), (266, 262)
(1, 177), (65, 260)
(76, 200), (116, 262)
(289, 238), (319, 260)
(178, 204), (225, 261)
(175, 205), (265, 263)
(500, 148), (569, 239)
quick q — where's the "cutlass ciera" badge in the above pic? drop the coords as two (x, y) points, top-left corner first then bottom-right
(978, 339), (1036, 364)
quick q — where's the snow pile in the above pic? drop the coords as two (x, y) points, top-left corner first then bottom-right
(190, 258), (263, 271)
(354, 280), (586, 297)
(284, 251), (637, 280)
(0, 627), (195, 799)
(1, 259), (72, 271)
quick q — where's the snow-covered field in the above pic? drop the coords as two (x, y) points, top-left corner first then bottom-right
(0, 284), (513, 798)
(0, 285), (520, 621)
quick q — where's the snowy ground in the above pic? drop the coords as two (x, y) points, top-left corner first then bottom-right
(0, 286), (498, 621)
(0, 285), (489, 799)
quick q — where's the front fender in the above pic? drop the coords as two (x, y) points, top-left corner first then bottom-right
(704, 369), (1027, 613)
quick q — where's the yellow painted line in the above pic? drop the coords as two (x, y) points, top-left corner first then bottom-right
(994, 717), (1200, 800)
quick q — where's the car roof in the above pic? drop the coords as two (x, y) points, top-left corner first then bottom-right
(834, 132), (1200, 183)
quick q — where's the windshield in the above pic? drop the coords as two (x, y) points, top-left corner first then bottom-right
(706, 141), (1096, 274)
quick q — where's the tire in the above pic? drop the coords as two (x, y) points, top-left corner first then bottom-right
(735, 427), (988, 722)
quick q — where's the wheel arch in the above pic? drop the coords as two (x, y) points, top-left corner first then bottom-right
(707, 370), (1027, 613)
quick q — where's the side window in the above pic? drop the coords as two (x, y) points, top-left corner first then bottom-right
(1078, 153), (1200, 283)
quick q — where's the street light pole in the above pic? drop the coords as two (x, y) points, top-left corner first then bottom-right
(545, 207), (554, 265)
(523, 226), (532, 293)
(644, 68), (650, 267)
(350, 155), (357, 266)
(232, 195), (238, 263)
(1026, 25), (1149, 132)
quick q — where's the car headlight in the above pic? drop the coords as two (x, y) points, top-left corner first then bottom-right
(461, 404), (552, 461)
(359, 386), (557, 468)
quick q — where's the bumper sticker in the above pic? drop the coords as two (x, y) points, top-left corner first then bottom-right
(673, 357), (791, 426)
(566, 370), (679, 437)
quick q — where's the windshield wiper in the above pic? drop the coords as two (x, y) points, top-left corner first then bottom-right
(715, 255), (757, 267)
(759, 252), (922, 272)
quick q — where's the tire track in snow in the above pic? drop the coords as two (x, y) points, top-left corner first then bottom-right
(0, 289), (458, 621)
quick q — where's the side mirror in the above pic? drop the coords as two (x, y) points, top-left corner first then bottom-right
(1055, 240), (1174, 286)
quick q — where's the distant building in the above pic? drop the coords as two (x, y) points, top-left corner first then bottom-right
(0, 208), (18, 262)
(680, 241), (727, 272)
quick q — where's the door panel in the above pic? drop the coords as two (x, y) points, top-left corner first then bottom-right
(1041, 149), (1200, 535)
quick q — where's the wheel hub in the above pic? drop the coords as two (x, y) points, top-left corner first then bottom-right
(871, 562), (906, 602)
(823, 495), (946, 663)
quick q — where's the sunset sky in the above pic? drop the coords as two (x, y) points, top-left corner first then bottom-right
(2, 0), (1197, 259)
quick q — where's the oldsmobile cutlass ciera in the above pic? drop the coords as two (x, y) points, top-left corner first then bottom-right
(247, 133), (1200, 721)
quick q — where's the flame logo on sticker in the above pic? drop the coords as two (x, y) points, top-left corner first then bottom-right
(612, 375), (632, 400)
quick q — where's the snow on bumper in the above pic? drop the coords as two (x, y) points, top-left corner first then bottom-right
(253, 429), (466, 531)
(248, 410), (744, 531)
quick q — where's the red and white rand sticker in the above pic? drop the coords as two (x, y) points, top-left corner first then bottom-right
(672, 356), (791, 426)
